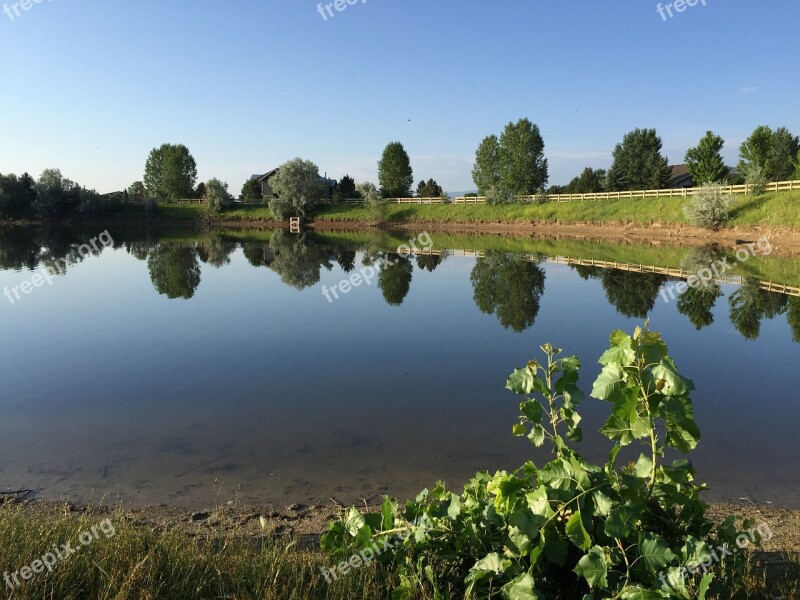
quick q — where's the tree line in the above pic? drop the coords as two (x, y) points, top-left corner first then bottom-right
(548, 125), (799, 196)
(3, 123), (798, 221)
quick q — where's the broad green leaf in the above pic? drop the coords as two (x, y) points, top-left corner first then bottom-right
(537, 460), (573, 490)
(501, 573), (542, 600)
(592, 491), (614, 517)
(598, 339), (636, 367)
(698, 572), (714, 599)
(600, 415), (635, 446)
(620, 587), (668, 599)
(634, 454), (653, 479)
(631, 416), (652, 440)
(573, 546), (608, 589)
(566, 510), (592, 551)
(526, 486), (554, 518)
(471, 552), (505, 574)
(651, 361), (694, 396)
(528, 424), (546, 447)
(513, 423), (527, 436)
(609, 329), (630, 347)
(591, 364), (626, 400)
(639, 533), (677, 570)
(605, 505), (640, 538)
(520, 400), (543, 423)
(447, 495), (461, 520)
(561, 356), (581, 372)
(507, 368), (542, 395)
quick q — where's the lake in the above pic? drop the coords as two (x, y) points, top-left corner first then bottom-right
(1, 226), (798, 509)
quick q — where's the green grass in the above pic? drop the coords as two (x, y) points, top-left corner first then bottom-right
(86, 191), (800, 229)
(0, 503), (381, 600)
(0, 502), (796, 600)
(308, 191), (800, 228)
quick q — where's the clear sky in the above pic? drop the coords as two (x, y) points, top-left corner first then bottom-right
(1, 0), (798, 194)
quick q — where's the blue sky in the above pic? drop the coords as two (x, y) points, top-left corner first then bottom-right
(1, 0), (798, 194)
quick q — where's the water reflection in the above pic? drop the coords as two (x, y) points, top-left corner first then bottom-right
(2, 226), (799, 344)
(471, 252), (546, 332)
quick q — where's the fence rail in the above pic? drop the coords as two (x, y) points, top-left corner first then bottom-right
(407, 248), (800, 297)
(449, 179), (800, 204)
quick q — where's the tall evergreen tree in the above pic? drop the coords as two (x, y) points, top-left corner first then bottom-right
(607, 128), (672, 191)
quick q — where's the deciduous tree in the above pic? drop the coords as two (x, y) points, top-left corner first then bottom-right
(143, 143), (198, 200)
(685, 131), (728, 184)
(378, 142), (414, 198)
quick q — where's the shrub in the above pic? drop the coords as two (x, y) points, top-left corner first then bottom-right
(683, 184), (734, 230)
(78, 189), (122, 215)
(269, 158), (329, 218)
(205, 179), (233, 213)
(534, 188), (548, 204)
(323, 327), (758, 599)
(485, 185), (513, 205)
(744, 164), (767, 196)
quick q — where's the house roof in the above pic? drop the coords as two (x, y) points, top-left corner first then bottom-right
(252, 168), (280, 182)
(669, 164), (694, 188)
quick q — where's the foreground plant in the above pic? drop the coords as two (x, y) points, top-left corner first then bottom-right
(322, 327), (759, 598)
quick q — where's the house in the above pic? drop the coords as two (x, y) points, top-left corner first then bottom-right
(668, 165), (694, 188)
(250, 169), (337, 199)
(250, 169), (280, 198)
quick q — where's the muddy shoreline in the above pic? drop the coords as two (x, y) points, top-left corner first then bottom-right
(5, 496), (800, 554)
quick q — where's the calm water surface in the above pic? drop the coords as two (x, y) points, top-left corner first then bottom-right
(1, 226), (798, 508)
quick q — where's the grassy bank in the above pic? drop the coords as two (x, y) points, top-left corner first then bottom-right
(309, 191), (800, 228)
(0, 501), (797, 600)
(69, 190), (800, 230)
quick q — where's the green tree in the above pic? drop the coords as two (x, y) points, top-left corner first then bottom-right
(793, 149), (800, 180)
(471, 135), (500, 195)
(0, 172), (37, 217)
(127, 181), (146, 203)
(770, 127), (800, 181)
(205, 178), (233, 213)
(677, 285), (723, 330)
(685, 131), (729, 184)
(788, 297), (800, 342)
(378, 254), (414, 306)
(498, 118), (548, 195)
(147, 246), (202, 299)
(470, 252), (546, 332)
(607, 128), (672, 191)
(268, 158), (328, 219)
(195, 182), (207, 199)
(143, 143), (198, 200)
(601, 270), (667, 318)
(335, 175), (359, 201)
(739, 125), (799, 182)
(416, 178), (443, 198)
(33, 168), (80, 217)
(241, 178), (262, 201)
(378, 142), (414, 198)
(564, 167), (606, 193)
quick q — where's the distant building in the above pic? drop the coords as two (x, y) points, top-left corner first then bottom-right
(250, 168), (337, 199)
(668, 165), (694, 188)
(250, 169), (280, 199)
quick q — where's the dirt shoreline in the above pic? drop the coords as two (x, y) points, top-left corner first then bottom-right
(6, 215), (800, 255)
(5, 496), (800, 553)
(303, 219), (800, 256)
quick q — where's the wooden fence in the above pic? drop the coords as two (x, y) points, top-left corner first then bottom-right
(409, 248), (800, 298)
(340, 179), (800, 205)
